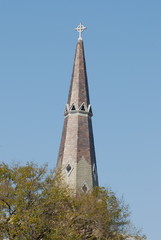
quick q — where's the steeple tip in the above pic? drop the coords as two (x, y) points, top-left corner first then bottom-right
(75, 23), (87, 40)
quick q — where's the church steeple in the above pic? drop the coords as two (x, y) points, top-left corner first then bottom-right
(56, 24), (98, 193)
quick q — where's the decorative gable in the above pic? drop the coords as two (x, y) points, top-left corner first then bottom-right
(79, 103), (87, 111)
(70, 103), (76, 111)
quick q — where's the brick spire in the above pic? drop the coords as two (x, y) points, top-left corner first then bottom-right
(56, 35), (98, 193)
(67, 40), (90, 111)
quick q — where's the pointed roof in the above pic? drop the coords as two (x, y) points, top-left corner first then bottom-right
(67, 39), (90, 109)
(56, 25), (99, 192)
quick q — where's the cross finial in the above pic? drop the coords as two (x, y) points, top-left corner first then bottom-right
(75, 23), (87, 40)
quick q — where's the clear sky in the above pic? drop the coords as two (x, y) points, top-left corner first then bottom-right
(0, 1), (161, 239)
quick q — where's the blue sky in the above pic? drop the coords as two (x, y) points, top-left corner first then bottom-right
(0, 1), (161, 239)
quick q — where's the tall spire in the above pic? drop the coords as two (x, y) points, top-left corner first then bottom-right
(56, 24), (98, 193)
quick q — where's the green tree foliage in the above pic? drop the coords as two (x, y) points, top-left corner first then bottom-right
(0, 163), (145, 240)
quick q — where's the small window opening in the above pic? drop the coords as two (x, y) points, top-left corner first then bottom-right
(82, 184), (88, 193)
(71, 104), (76, 111)
(80, 104), (85, 111)
(66, 164), (72, 173)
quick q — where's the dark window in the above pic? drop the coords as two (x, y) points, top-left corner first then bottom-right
(66, 164), (72, 173)
(82, 184), (88, 193)
(71, 104), (76, 110)
(80, 104), (85, 111)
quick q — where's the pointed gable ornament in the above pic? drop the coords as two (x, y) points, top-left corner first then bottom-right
(79, 103), (87, 111)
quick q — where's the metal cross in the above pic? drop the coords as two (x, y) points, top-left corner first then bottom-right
(75, 23), (87, 40)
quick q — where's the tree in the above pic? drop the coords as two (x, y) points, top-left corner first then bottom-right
(0, 162), (146, 240)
